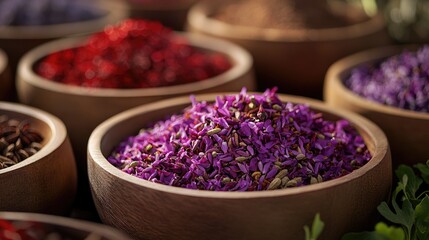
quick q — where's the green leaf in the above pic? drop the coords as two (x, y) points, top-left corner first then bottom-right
(415, 160), (429, 185)
(415, 195), (429, 240)
(377, 198), (414, 239)
(395, 165), (422, 200)
(374, 222), (405, 240)
(303, 213), (325, 240)
(342, 231), (388, 240)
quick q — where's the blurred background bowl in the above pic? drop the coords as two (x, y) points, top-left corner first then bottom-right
(111, 0), (199, 30)
(0, 0), (128, 99)
(88, 92), (391, 240)
(0, 101), (77, 215)
(187, 0), (391, 99)
(0, 211), (132, 239)
(0, 48), (12, 100)
(16, 33), (255, 210)
(324, 45), (429, 167)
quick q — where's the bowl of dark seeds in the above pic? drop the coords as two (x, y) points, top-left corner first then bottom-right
(88, 88), (391, 240)
(0, 211), (132, 240)
(0, 101), (77, 214)
(324, 44), (429, 167)
(187, 0), (391, 98)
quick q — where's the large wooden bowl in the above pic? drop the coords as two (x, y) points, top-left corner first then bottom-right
(324, 45), (429, 166)
(0, 212), (132, 239)
(0, 102), (77, 214)
(0, 49), (12, 100)
(88, 92), (391, 240)
(0, 0), (127, 98)
(16, 33), (255, 208)
(187, 0), (391, 98)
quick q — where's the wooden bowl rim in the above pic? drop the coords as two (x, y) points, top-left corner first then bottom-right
(0, 101), (68, 174)
(88, 92), (389, 199)
(0, 49), (6, 74)
(0, 211), (131, 239)
(18, 32), (253, 97)
(0, 1), (127, 39)
(324, 44), (429, 120)
(187, 0), (385, 42)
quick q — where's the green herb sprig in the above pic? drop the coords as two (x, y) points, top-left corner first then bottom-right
(343, 160), (429, 240)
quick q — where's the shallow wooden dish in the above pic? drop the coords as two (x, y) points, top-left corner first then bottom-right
(0, 212), (132, 239)
(0, 102), (77, 214)
(88, 92), (391, 240)
(16, 33), (255, 205)
(187, 0), (391, 98)
(112, 0), (198, 30)
(0, 0), (127, 83)
(0, 49), (12, 100)
(324, 45), (429, 166)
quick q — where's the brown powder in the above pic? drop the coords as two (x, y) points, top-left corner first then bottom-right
(213, 0), (369, 29)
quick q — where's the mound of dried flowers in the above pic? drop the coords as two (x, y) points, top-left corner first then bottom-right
(108, 88), (371, 191)
(345, 45), (429, 113)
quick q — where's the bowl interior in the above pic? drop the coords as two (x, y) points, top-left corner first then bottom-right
(187, 0), (386, 42)
(333, 45), (429, 120)
(21, 33), (252, 97)
(92, 93), (385, 197)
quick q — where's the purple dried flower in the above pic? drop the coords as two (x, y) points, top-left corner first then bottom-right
(345, 45), (429, 113)
(108, 88), (372, 191)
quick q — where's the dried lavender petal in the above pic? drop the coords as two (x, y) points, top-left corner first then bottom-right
(109, 88), (372, 191)
(345, 45), (429, 113)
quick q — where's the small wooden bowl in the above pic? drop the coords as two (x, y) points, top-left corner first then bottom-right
(0, 212), (132, 239)
(187, 0), (391, 98)
(0, 49), (12, 100)
(0, 102), (77, 214)
(324, 45), (429, 166)
(88, 93), (391, 240)
(112, 0), (198, 30)
(16, 33), (255, 193)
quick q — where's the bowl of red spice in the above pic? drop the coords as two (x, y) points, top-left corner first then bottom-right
(0, 212), (132, 239)
(0, 101), (77, 214)
(0, 49), (12, 100)
(187, 0), (391, 98)
(110, 0), (198, 30)
(87, 88), (391, 240)
(324, 44), (429, 167)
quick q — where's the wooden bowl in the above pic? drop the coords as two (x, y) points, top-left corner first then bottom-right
(0, 0), (127, 86)
(0, 102), (77, 214)
(16, 33), (255, 206)
(87, 92), (391, 240)
(0, 212), (132, 239)
(187, 0), (391, 98)
(324, 45), (429, 166)
(0, 48), (12, 100)
(112, 0), (198, 30)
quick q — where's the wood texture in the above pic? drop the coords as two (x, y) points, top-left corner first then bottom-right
(186, 0), (392, 98)
(0, 49), (12, 100)
(88, 93), (392, 240)
(324, 45), (429, 167)
(110, 0), (198, 30)
(0, 102), (77, 215)
(0, 212), (132, 239)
